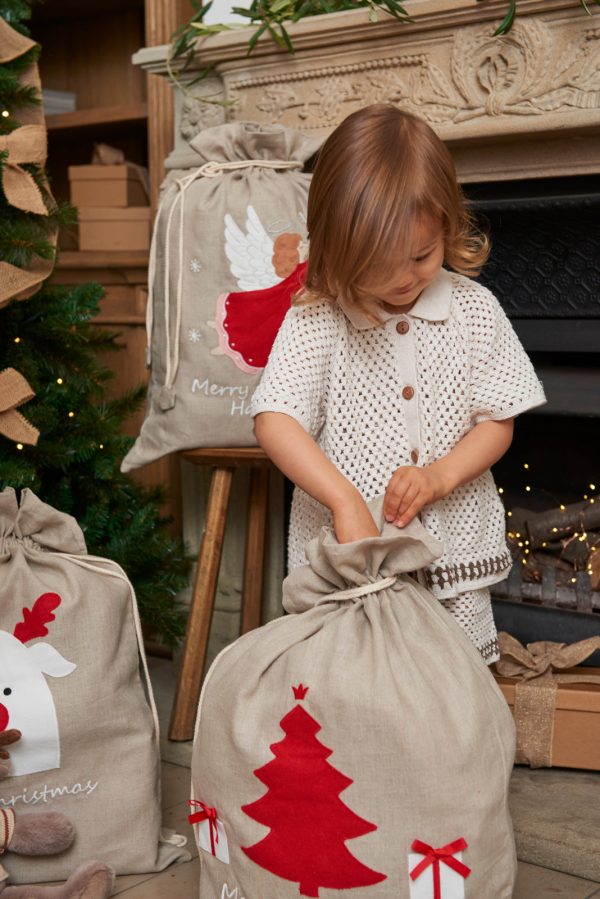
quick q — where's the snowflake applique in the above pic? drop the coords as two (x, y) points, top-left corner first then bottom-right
(188, 328), (202, 343)
(189, 258), (202, 273)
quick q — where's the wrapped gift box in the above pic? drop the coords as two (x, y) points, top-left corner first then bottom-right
(77, 207), (151, 252)
(69, 164), (148, 208)
(494, 669), (600, 770)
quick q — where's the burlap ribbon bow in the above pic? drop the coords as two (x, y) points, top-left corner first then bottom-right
(0, 123), (49, 215)
(496, 631), (600, 768)
(0, 16), (57, 306)
(0, 367), (39, 445)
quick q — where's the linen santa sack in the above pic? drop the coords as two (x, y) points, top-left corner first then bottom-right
(0, 487), (190, 883)
(191, 497), (517, 899)
(121, 122), (321, 472)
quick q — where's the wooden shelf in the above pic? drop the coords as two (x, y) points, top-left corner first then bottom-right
(57, 250), (149, 269)
(46, 103), (148, 133)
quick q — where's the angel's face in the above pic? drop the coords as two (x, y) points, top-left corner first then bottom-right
(272, 232), (303, 279)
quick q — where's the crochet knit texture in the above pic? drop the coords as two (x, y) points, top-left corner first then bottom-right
(251, 270), (546, 657)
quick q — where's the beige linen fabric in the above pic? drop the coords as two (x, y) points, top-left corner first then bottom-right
(191, 497), (517, 899)
(122, 122), (321, 472)
(0, 488), (189, 883)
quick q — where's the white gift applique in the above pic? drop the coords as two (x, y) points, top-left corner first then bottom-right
(188, 801), (230, 864)
(408, 838), (470, 899)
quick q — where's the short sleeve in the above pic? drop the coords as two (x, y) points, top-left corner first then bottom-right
(467, 289), (546, 423)
(250, 300), (339, 437)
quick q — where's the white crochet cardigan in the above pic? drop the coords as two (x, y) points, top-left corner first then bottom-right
(251, 268), (546, 597)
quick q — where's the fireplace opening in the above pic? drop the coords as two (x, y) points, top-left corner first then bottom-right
(466, 175), (600, 661)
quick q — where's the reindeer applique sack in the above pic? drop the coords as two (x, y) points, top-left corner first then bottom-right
(190, 497), (518, 899)
(0, 487), (190, 883)
(121, 122), (321, 473)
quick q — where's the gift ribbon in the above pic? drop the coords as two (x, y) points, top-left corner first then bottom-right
(188, 800), (219, 855)
(410, 838), (470, 899)
(495, 632), (600, 767)
(0, 367), (39, 445)
(0, 124), (49, 215)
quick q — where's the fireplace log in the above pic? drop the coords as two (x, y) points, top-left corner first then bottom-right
(512, 497), (600, 547)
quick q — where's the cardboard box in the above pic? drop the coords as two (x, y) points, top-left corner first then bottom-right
(495, 669), (600, 770)
(69, 164), (148, 208)
(77, 207), (151, 252)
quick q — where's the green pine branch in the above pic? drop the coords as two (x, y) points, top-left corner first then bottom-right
(0, 285), (190, 647)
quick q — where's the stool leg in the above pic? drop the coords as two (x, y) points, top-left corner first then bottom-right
(169, 465), (233, 741)
(240, 464), (270, 635)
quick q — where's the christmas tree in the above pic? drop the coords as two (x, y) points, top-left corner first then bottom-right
(0, 2), (189, 646)
(242, 685), (386, 897)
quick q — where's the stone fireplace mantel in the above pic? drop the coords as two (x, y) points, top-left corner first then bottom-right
(134, 0), (600, 183)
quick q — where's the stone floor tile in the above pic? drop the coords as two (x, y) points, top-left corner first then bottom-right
(116, 856), (200, 896)
(514, 861), (600, 898)
(110, 871), (157, 896)
(161, 760), (192, 810)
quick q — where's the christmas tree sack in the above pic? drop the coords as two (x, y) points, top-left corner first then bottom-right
(191, 497), (517, 899)
(0, 487), (190, 882)
(121, 122), (321, 472)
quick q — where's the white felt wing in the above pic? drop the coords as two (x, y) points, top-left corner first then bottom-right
(224, 205), (279, 292)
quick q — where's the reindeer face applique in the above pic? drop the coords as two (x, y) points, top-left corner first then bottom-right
(0, 593), (76, 778)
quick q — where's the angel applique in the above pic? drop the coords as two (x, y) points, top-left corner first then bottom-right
(214, 205), (307, 374)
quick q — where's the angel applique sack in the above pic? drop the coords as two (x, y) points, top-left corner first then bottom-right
(121, 121), (321, 472)
(190, 497), (518, 899)
(0, 487), (190, 883)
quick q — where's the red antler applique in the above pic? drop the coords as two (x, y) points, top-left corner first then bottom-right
(13, 593), (62, 643)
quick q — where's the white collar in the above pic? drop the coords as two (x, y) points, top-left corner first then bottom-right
(337, 268), (453, 330)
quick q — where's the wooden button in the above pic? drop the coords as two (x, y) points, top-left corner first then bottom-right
(402, 385), (415, 401)
(396, 320), (410, 335)
(411, 449), (419, 463)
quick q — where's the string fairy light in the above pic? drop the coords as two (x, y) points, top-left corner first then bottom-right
(68, 411), (75, 418)
(56, 378), (63, 385)
(1, 110), (10, 118)
(14, 337), (20, 343)
(16, 443), (23, 450)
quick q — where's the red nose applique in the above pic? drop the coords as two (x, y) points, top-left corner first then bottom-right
(0, 704), (9, 732)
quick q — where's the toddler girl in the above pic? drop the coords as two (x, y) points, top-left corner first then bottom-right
(251, 104), (546, 664)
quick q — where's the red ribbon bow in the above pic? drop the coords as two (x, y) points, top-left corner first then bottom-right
(410, 838), (471, 899)
(188, 800), (220, 855)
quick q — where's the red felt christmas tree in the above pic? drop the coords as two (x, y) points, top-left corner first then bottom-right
(241, 685), (386, 897)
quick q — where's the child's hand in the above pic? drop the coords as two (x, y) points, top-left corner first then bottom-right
(384, 465), (446, 528)
(332, 492), (380, 544)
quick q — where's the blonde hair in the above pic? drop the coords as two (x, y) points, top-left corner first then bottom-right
(297, 104), (489, 316)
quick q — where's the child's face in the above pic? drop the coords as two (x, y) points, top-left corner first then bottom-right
(366, 215), (445, 313)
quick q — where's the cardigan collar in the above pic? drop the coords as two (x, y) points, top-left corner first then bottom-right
(338, 267), (453, 330)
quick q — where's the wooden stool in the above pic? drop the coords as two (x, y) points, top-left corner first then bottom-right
(169, 447), (271, 741)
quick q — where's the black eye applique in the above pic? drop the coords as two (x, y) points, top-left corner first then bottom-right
(2, 688), (11, 696)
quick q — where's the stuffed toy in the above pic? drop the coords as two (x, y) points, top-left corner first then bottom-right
(0, 731), (114, 899)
